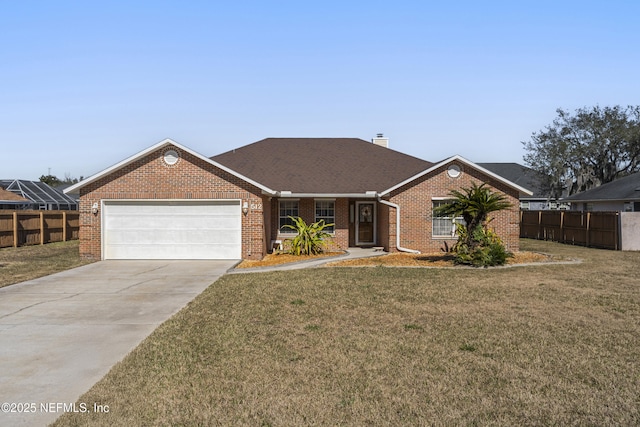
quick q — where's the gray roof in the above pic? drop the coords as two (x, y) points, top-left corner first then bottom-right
(211, 138), (434, 194)
(0, 179), (78, 210)
(562, 171), (640, 202)
(477, 163), (549, 199)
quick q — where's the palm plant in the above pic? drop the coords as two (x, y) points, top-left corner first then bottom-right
(434, 183), (512, 248)
(433, 183), (513, 266)
(281, 216), (334, 255)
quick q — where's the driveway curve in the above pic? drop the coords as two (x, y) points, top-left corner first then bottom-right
(0, 260), (236, 427)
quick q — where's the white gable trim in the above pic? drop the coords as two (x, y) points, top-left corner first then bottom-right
(380, 155), (534, 196)
(64, 138), (276, 195)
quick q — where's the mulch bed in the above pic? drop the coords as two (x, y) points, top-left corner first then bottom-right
(235, 252), (345, 268)
(326, 251), (552, 267)
(236, 251), (553, 269)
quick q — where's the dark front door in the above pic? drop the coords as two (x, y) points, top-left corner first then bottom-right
(356, 202), (375, 245)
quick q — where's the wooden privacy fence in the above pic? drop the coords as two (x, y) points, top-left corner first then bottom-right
(520, 210), (620, 250)
(0, 210), (79, 248)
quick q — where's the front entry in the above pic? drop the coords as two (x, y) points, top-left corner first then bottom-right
(356, 201), (376, 245)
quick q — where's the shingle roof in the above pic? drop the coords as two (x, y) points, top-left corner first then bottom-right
(0, 187), (29, 202)
(477, 163), (549, 198)
(562, 171), (640, 202)
(211, 138), (434, 194)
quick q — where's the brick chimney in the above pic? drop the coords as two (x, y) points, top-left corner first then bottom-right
(372, 133), (389, 148)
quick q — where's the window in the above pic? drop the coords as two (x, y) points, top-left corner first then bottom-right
(315, 200), (335, 233)
(279, 200), (299, 233)
(432, 200), (465, 237)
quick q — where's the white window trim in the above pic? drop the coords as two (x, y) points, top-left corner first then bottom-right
(279, 199), (300, 234)
(432, 199), (464, 239)
(314, 199), (336, 235)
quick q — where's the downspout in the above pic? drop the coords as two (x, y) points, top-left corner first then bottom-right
(378, 197), (421, 254)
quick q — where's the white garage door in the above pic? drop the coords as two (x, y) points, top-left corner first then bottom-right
(103, 200), (242, 260)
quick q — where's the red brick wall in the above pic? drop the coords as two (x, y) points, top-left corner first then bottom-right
(78, 146), (520, 260)
(270, 197), (349, 253)
(78, 145), (266, 260)
(387, 162), (521, 253)
(377, 201), (390, 251)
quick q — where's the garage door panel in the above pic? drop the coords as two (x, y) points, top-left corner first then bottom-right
(107, 229), (241, 245)
(106, 243), (240, 260)
(103, 201), (242, 260)
(137, 221), (239, 232)
(107, 216), (239, 230)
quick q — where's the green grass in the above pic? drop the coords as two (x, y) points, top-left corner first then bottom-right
(50, 239), (640, 426)
(0, 240), (93, 288)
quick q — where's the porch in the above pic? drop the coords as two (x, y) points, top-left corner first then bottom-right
(267, 197), (390, 253)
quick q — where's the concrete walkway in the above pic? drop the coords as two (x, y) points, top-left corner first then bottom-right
(0, 260), (236, 427)
(228, 247), (388, 273)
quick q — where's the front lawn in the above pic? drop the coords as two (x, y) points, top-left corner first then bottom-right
(53, 240), (640, 426)
(0, 240), (93, 288)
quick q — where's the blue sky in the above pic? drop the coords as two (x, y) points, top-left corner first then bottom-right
(2, 1), (639, 181)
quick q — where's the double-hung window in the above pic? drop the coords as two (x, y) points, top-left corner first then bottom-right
(432, 200), (464, 237)
(315, 200), (335, 233)
(279, 200), (299, 233)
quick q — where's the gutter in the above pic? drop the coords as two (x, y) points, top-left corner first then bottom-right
(377, 197), (421, 254)
(274, 191), (379, 199)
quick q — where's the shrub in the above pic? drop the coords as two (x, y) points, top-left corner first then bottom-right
(453, 223), (513, 267)
(281, 216), (334, 255)
(433, 183), (513, 268)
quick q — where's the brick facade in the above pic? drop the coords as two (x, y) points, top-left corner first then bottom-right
(78, 145), (266, 260)
(269, 197), (351, 252)
(386, 161), (521, 253)
(75, 144), (522, 260)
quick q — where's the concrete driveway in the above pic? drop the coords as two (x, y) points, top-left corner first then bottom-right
(0, 260), (236, 427)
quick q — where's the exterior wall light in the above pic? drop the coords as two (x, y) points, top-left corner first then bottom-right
(91, 202), (99, 215)
(242, 201), (249, 215)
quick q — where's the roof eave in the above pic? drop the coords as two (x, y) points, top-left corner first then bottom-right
(275, 192), (379, 198)
(561, 197), (640, 203)
(520, 196), (553, 201)
(379, 155), (535, 196)
(64, 139), (277, 196)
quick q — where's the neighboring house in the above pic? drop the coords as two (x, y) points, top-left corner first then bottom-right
(64, 137), (532, 260)
(477, 163), (568, 210)
(562, 171), (640, 212)
(0, 187), (30, 210)
(0, 179), (78, 210)
(55, 183), (80, 204)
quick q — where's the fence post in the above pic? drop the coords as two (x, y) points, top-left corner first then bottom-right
(40, 211), (45, 245)
(615, 212), (620, 250)
(13, 211), (18, 248)
(538, 210), (542, 239)
(62, 211), (67, 242)
(586, 212), (590, 247)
